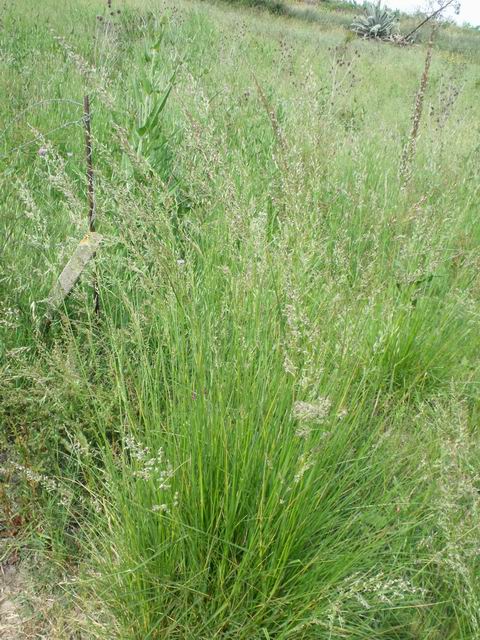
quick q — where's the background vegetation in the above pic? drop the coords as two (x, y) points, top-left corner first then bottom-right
(1, 0), (480, 638)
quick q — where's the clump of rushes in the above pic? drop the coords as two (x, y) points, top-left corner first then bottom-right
(400, 26), (436, 187)
(2, 1), (480, 639)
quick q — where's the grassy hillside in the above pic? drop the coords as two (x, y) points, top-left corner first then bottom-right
(1, 0), (480, 638)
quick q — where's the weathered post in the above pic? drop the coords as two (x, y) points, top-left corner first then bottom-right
(44, 96), (102, 328)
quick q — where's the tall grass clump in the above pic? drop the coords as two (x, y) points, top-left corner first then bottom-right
(1, 0), (480, 638)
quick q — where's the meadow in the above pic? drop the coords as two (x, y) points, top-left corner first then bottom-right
(1, 0), (480, 637)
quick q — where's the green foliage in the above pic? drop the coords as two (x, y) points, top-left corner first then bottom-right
(121, 17), (178, 180)
(1, 0), (480, 638)
(351, 1), (398, 39)
(221, 0), (287, 15)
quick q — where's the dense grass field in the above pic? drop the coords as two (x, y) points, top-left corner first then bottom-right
(1, 0), (480, 637)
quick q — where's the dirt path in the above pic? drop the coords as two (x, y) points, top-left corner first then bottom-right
(0, 560), (28, 640)
(0, 553), (87, 640)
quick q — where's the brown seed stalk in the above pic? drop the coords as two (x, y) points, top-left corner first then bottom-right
(83, 94), (100, 315)
(83, 95), (95, 233)
(252, 73), (287, 156)
(400, 26), (436, 187)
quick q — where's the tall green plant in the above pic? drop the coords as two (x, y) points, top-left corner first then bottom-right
(124, 17), (178, 179)
(351, 1), (397, 39)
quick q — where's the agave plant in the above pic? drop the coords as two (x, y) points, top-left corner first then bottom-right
(351, 1), (398, 39)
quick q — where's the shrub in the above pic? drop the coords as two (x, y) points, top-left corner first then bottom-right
(222, 0), (287, 15)
(351, 1), (398, 39)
